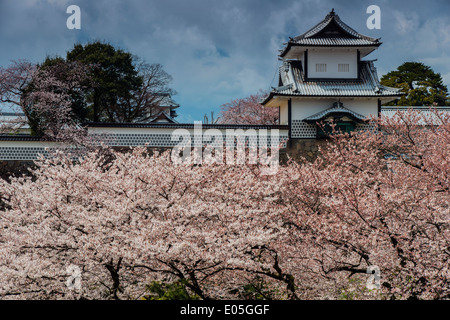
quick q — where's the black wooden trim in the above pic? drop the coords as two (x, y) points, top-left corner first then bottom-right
(263, 93), (403, 100)
(305, 77), (360, 82)
(83, 122), (290, 130)
(357, 50), (361, 80)
(288, 99), (292, 141)
(278, 106), (281, 125)
(304, 50), (308, 79)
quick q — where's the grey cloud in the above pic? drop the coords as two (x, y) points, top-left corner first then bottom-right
(1, 0), (449, 120)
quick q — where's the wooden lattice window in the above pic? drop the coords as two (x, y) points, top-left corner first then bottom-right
(338, 64), (349, 72)
(315, 63), (327, 72)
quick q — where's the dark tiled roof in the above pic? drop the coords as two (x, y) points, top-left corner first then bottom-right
(262, 60), (403, 104)
(84, 122), (290, 130)
(156, 93), (180, 109)
(280, 9), (381, 57)
(146, 111), (179, 124)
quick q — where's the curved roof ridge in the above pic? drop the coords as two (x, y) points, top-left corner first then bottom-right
(303, 101), (367, 122)
(279, 10), (381, 58)
(294, 9), (379, 42)
(361, 60), (403, 94)
(261, 59), (404, 104)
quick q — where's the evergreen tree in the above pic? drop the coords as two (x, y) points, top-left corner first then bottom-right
(381, 62), (448, 106)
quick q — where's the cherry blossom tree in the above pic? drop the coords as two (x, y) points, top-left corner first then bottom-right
(0, 60), (93, 145)
(0, 108), (448, 300)
(112, 59), (176, 123)
(219, 91), (279, 125)
(272, 108), (449, 299)
(0, 60), (35, 133)
(0, 148), (292, 299)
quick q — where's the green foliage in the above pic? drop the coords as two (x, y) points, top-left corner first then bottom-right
(337, 277), (383, 300)
(17, 42), (174, 128)
(380, 62), (449, 106)
(229, 277), (278, 300)
(142, 280), (200, 300)
(66, 41), (142, 122)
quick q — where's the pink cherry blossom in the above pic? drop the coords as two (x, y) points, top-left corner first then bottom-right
(219, 92), (279, 125)
(0, 108), (448, 300)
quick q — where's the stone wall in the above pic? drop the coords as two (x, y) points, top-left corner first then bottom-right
(0, 140), (327, 181)
(284, 139), (329, 162)
(0, 160), (36, 181)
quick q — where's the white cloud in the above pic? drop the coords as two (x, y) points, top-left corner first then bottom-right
(442, 72), (450, 90)
(393, 10), (419, 35)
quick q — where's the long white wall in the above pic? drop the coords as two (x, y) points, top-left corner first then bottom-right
(0, 127), (289, 160)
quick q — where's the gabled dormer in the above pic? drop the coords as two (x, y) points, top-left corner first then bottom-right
(279, 9), (381, 80)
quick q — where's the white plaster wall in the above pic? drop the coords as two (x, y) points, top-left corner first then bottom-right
(343, 99), (379, 117)
(308, 49), (358, 79)
(264, 99), (288, 125)
(279, 106), (288, 125)
(291, 98), (378, 121)
(0, 141), (59, 148)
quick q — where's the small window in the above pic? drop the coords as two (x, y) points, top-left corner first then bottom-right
(315, 63), (327, 72)
(338, 64), (349, 72)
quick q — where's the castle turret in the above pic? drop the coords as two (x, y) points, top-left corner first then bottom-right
(263, 9), (403, 139)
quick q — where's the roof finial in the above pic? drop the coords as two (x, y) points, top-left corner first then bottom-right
(331, 8), (335, 15)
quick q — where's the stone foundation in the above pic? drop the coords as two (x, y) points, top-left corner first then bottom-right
(0, 160), (36, 181)
(284, 139), (329, 162)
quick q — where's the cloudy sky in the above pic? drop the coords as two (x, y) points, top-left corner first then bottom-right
(1, 0), (449, 122)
